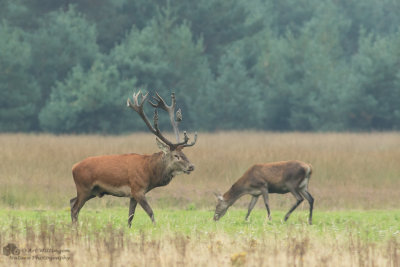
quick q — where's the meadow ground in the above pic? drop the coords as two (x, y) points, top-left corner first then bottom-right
(0, 132), (399, 266)
(0, 209), (399, 266)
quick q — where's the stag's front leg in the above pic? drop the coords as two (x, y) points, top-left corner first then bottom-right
(135, 194), (156, 224)
(128, 198), (138, 228)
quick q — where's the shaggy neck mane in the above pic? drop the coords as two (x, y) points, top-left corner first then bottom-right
(147, 152), (175, 189)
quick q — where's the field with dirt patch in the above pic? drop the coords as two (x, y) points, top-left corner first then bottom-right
(0, 132), (399, 266)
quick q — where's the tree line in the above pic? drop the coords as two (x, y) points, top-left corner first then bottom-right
(1, 0), (400, 133)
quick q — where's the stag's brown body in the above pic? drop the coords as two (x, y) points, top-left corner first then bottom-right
(214, 160), (314, 224)
(70, 91), (197, 227)
(73, 152), (174, 198)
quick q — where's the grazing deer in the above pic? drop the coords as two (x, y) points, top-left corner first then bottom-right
(70, 91), (197, 227)
(213, 160), (314, 224)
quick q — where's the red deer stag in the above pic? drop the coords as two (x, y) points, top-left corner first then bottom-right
(213, 160), (314, 224)
(70, 91), (197, 227)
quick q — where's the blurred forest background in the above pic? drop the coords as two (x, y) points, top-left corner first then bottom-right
(1, 0), (400, 133)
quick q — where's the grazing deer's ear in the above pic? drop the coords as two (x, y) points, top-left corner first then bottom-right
(213, 191), (223, 201)
(156, 138), (170, 154)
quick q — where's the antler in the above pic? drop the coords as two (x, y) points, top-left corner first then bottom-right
(127, 91), (173, 148)
(149, 92), (181, 142)
(127, 91), (197, 150)
(180, 131), (198, 148)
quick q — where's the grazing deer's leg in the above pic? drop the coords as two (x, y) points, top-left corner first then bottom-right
(135, 194), (155, 224)
(245, 196), (259, 221)
(128, 198), (138, 228)
(300, 190), (314, 225)
(284, 189), (304, 222)
(261, 190), (272, 220)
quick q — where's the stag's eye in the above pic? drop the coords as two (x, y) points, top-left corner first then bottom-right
(174, 155), (180, 160)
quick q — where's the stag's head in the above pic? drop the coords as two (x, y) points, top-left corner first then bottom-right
(213, 193), (229, 221)
(127, 91), (197, 175)
(156, 139), (195, 175)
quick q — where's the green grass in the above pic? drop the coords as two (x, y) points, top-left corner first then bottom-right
(1, 208), (398, 266)
(1, 208), (399, 242)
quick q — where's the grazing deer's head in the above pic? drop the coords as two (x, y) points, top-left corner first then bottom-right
(213, 193), (229, 221)
(127, 91), (197, 176)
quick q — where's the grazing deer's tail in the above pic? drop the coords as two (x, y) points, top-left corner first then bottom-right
(306, 164), (313, 180)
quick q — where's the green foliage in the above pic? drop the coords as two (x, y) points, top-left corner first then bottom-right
(1, 0), (400, 132)
(109, 8), (213, 129)
(0, 22), (40, 131)
(174, 0), (262, 69)
(345, 30), (400, 130)
(255, 3), (352, 130)
(30, 7), (99, 109)
(268, 0), (320, 36)
(39, 62), (136, 133)
(210, 46), (263, 130)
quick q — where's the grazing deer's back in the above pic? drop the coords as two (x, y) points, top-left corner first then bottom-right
(238, 160), (310, 189)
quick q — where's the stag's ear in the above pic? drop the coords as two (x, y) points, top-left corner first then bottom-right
(156, 138), (170, 154)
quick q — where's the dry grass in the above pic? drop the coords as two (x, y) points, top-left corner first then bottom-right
(0, 213), (398, 267)
(0, 132), (399, 209)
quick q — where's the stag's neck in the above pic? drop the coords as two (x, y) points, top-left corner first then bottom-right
(148, 152), (175, 188)
(223, 183), (247, 206)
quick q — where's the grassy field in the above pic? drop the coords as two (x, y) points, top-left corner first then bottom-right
(0, 132), (399, 266)
(0, 209), (399, 266)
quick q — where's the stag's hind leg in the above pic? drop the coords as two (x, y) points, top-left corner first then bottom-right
(300, 189), (314, 225)
(245, 195), (259, 221)
(284, 189), (304, 222)
(70, 197), (77, 209)
(71, 192), (94, 223)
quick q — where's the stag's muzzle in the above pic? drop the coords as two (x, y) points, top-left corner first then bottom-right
(188, 164), (195, 172)
(184, 164), (195, 174)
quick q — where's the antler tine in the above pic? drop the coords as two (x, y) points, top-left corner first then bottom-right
(134, 91), (142, 105)
(170, 92), (176, 109)
(132, 91), (139, 105)
(152, 109), (178, 148)
(127, 90), (157, 133)
(176, 108), (182, 124)
(180, 132), (198, 148)
(149, 92), (171, 110)
(128, 90), (176, 148)
(127, 91), (149, 112)
(171, 131), (198, 148)
(128, 90), (197, 150)
(148, 92), (180, 142)
(153, 109), (159, 133)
